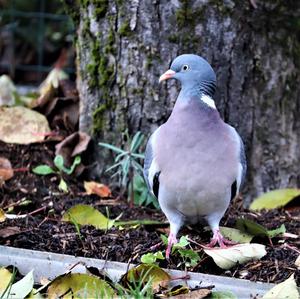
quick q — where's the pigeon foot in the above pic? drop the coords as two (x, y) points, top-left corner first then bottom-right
(207, 229), (237, 248)
(166, 233), (177, 259)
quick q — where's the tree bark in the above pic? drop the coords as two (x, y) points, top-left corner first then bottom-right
(64, 0), (300, 203)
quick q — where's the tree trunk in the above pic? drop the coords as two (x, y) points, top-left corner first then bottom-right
(64, 0), (300, 203)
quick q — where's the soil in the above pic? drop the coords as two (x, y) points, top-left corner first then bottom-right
(0, 141), (299, 286)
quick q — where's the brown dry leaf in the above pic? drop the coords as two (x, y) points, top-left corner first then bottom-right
(0, 157), (13, 184)
(169, 288), (211, 299)
(55, 132), (91, 161)
(84, 181), (112, 197)
(0, 226), (21, 238)
(0, 106), (50, 144)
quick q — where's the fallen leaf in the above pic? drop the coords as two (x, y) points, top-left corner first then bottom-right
(262, 274), (299, 299)
(121, 264), (170, 292)
(8, 269), (34, 299)
(0, 267), (12, 296)
(219, 226), (254, 243)
(0, 157), (14, 184)
(26, 288), (44, 299)
(250, 189), (300, 211)
(47, 273), (114, 299)
(84, 181), (112, 197)
(236, 218), (286, 238)
(295, 255), (300, 269)
(0, 208), (6, 222)
(0, 106), (50, 144)
(0, 226), (21, 238)
(204, 243), (267, 270)
(62, 204), (114, 230)
(39, 67), (68, 95)
(0, 75), (16, 106)
(55, 132), (90, 159)
(210, 291), (237, 298)
(169, 288), (211, 299)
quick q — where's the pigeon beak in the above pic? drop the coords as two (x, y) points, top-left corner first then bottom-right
(159, 69), (176, 83)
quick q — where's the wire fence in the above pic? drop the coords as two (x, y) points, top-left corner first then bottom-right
(0, 0), (75, 84)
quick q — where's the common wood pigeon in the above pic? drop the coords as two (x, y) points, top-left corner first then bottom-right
(144, 54), (246, 258)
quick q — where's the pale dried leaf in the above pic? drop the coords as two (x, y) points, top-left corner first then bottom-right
(0, 106), (50, 144)
(295, 255), (300, 269)
(9, 269), (34, 299)
(204, 243), (267, 270)
(262, 274), (299, 299)
(0, 75), (16, 106)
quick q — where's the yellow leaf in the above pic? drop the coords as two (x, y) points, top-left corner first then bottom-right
(204, 243), (267, 270)
(122, 264), (170, 292)
(62, 204), (114, 230)
(262, 274), (299, 299)
(84, 181), (112, 197)
(0, 208), (6, 222)
(47, 273), (114, 299)
(0, 267), (12, 296)
(0, 106), (50, 144)
(250, 189), (300, 211)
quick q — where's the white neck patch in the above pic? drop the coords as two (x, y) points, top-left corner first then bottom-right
(201, 94), (216, 109)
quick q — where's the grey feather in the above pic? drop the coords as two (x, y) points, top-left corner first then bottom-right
(143, 137), (153, 190)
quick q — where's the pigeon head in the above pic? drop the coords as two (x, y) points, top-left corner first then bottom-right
(159, 54), (216, 97)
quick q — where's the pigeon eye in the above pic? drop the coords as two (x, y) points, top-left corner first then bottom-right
(182, 64), (189, 71)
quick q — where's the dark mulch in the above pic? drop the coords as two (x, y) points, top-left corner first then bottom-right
(0, 141), (299, 285)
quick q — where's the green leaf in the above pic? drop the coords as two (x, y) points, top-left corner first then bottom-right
(141, 251), (164, 264)
(220, 226), (254, 243)
(32, 165), (55, 175)
(98, 142), (125, 154)
(250, 188), (300, 211)
(173, 235), (189, 250)
(236, 218), (286, 238)
(58, 178), (68, 193)
(47, 273), (115, 298)
(66, 155), (81, 175)
(62, 204), (115, 230)
(130, 131), (144, 153)
(262, 274), (299, 299)
(177, 249), (200, 267)
(210, 291), (238, 299)
(54, 155), (64, 171)
(161, 234), (168, 245)
(267, 224), (286, 238)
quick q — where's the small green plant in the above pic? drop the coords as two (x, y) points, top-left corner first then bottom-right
(32, 155), (81, 193)
(161, 235), (201, 267)
(99, 131), (157, 207)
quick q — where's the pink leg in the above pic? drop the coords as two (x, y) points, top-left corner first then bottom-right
(166, 233), (177, 259)
(207, 229), (237, 248)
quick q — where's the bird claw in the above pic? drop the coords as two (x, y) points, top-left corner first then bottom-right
(207, 229), (237, 248)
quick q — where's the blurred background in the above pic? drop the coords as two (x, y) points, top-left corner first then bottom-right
(0, 0), (75, 84)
